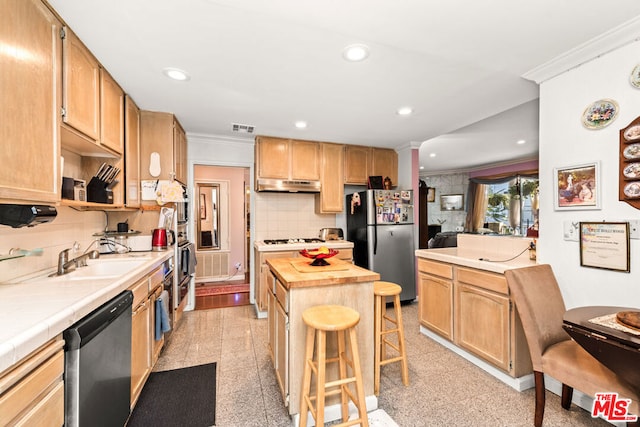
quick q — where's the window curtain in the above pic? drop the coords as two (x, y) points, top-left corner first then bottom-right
(464, 170), (538, 232)
(464, 182), (488, 232)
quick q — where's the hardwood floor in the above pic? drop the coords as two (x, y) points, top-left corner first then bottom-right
(195, 280), (250, 310)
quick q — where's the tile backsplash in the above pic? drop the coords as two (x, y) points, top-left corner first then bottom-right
(254, 192), (336, 241)
(0, 206), (160, 282)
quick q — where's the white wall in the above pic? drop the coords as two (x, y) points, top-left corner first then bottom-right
(538, 40), (640, 308)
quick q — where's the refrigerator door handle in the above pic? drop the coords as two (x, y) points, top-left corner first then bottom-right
(373, 206), (378, 255)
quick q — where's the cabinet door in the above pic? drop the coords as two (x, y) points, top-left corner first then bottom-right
(455, 283), (510, 371)
(267, 281), (276, 363)
(290, 140), (319, 180)
(100, 69), (124, 154)
(140, 111), (174, 181)
(124, 96), (140, 207)
(173, 119), (187, 184)
(62, 28), (100, 142)
(316, 142), (344, 213)
(131, 299), (151, 406)
(258, 264), (272, 312)
(343, 145), (370, 184)
(418, 273), (453, 339)
(0, 0), (61, 203)
(256, 136), (290, 179)
(274, 296), (289, 403)
(370, 148), (397, 185)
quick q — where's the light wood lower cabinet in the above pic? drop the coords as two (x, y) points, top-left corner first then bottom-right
(130, 265), (165, 407)
(266, 273), (289, 400)
(417, 258), (532, 378)
(0, 338), (65, 427)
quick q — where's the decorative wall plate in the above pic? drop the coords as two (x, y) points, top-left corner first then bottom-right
(623, 163), (640, 179)
(623, 182), (640, 198)
(623, 124), (640, 141)
(630, 64), (640, 89)
(623, 143), (640, 160)
(581, 99), (619, 129)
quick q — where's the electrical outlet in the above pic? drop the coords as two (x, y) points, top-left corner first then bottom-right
(563, 220), (579, 241)
(235, 262), (242, 270)
(629, 220), (640, 239)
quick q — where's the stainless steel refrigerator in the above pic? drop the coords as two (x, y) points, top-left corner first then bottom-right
(346, 190), (416, 301)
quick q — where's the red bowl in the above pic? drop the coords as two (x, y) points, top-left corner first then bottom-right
(299, 248), (338, 259)
(299, 248), (338, 266)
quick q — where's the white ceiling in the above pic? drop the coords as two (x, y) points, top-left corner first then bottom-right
(47, 0), (640, 174)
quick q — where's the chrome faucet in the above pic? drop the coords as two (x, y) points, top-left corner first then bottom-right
(56, 248), (100, 276)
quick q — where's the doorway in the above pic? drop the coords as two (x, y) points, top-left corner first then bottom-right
(193, 165), (250, 284)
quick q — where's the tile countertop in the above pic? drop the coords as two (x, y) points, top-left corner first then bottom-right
(0, 250), (173, 374)
(254, 240), (354, 252)
(415, 246), (537, 274)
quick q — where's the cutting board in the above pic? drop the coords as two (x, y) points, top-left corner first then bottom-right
(616, 311), (640, 330)
(290, 258), (350, 273)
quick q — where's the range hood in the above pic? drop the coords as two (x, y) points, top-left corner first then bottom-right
(256, 178), (321, 193)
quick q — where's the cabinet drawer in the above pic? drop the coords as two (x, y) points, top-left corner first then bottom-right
(16, 380), (63, 427)
(148, 265), (164, 289)
(457, 267), (507, 294)
(130, 276), (150, 307)
(261, 251), (298, 264)
(0, 350), (63, 426)
(275, 279), (288, 313)
(417, 258), (453, 279)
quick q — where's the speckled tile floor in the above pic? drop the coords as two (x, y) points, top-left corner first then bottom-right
(152, 302), (612, 427)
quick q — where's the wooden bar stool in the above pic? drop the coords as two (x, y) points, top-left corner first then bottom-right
(299, 305), (368, 427)
(374, 281), (409, 395)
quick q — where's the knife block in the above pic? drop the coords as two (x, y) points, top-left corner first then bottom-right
(87, 177), (113, 204)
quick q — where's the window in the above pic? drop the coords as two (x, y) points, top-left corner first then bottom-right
(484, 177), (539, 235)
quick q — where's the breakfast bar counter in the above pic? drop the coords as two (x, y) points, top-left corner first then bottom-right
(265, 257), (380, 422)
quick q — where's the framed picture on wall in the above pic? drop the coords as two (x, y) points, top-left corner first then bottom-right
(553, 162), (601, 210)
(427, 187), (436, 202)
(579, 222), (630, 272)
(440, 194), (463, 211)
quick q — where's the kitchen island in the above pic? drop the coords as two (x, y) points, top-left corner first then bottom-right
(416, 233), (537, 391)
(266, 257), (379, 424)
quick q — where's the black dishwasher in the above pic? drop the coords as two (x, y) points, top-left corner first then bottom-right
(64, 290), (133, 427)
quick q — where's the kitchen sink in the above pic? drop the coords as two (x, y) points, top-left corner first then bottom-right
(28, 257), (151, 283)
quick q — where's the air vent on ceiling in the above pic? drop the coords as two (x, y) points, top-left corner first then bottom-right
(232, 123), (255, 134)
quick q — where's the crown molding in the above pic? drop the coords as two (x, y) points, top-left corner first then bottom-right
(187, 132), (254, 145)
(522, 16), (640, 84)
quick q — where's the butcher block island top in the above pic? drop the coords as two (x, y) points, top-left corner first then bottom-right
(265, 257), (380, 422)
(266, 257), (379, 289)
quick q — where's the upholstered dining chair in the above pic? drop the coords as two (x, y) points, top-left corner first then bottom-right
(505, 264), (639, 427)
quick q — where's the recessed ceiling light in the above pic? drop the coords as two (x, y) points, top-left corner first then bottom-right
(419, 166), (424, 170)
(516, 139), (526, 145)
(429, 153), (436, 158)
(342, 44), (370, 62)
(163, 67), (190, 81)
(397, 107), (413, 116)
(295, 121), (307, 129)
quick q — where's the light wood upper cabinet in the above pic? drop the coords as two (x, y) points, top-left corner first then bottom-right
(124, 96), (141, 207)
(100, 69), (125, 154)
(257, 137), (289, 179)
(290, 140), (320, 180)
(173, 119), (188, 184)
(316, 142), (344, 213)
(370, 147), (398, 185)
(140, 111), (187, 184)
(343, 144), (370, 184)
(255, 136), (320, 181)
(61, 28), (100, 144)
(344, 145), (398, 186)
(0, 0), (62, 203)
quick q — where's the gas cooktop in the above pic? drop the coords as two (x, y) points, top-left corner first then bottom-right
(263, 238), (324, 245)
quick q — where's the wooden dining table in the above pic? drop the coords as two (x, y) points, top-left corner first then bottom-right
(563, 306), (640, 391)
